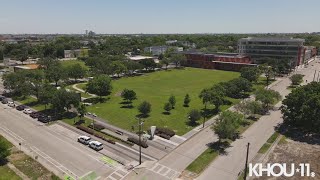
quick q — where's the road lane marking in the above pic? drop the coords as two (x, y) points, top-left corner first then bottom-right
(0, 125), (25, 142)
(115, 142), (157, 161)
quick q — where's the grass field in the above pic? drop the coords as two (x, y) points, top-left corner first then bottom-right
(0, 165), (22, 180)
(84, 68), (239, 135)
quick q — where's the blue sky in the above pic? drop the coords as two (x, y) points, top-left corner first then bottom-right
(1, 0), (319, 34)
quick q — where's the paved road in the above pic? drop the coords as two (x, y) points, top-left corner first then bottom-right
(0, 104), (120, 179)
(197, 58), (320, 180)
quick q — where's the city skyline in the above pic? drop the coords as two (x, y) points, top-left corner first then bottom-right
(1, 0), (320, 34)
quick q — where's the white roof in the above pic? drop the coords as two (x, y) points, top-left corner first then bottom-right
(129, 56), (153, 61)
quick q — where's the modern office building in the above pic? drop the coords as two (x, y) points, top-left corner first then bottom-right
(238, 37), (313, 67)
(144, 46), (183, 56)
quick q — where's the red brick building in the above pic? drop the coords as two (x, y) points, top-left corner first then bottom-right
(185, 52), (256, 71)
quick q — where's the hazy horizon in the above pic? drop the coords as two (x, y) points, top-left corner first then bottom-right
(1, 0), (320, 34)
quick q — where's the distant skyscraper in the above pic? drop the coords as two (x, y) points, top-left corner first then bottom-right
(85, 30), (88, 36)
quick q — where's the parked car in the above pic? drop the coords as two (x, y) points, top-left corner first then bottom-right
(77, 136), (91, 145)
(38, 115), (51, 123)
(30, 112), (42, 119)
(0, 96), (5, 101)
(23, 109), (33, 114)
(16, 105), (27, 111)
(7, 101), (15, 107)
(1, 98), (8, 104)
(89, 141), (103, 151)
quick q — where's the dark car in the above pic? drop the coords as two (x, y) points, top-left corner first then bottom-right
(1, 98), (8, 104)
(38, 115), (50, 123)
(30, 112), (43, 119)
(16, 105), (27, 111)
(0, 96), (5, 101)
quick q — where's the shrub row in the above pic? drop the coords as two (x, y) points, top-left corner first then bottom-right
(76, 125), (115, 144)
(158, 133), (171, 140)
(88, 123), (105, 131)
(127, 137), (148, 148)
(100, 131), (134, 146)
(147, 127), (175, 138)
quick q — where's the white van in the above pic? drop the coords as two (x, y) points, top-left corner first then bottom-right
(89, 141), (103, 151)
(77, 136), (91, 145)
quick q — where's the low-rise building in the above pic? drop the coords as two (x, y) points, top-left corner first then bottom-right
(184, 52), (255, 71)
(64, 48), (89, 58)
(144, 46), (183, 56)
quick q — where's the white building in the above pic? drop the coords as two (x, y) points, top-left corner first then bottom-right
(144, 46), (183, 56)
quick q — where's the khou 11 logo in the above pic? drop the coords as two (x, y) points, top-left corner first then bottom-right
(249, 163), (316, 177)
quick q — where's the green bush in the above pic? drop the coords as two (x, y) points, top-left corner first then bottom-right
(127, 137), (148, 148)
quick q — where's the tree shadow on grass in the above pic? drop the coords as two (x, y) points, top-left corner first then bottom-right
(162, 112), (171, 115)
(207, 141), (231, 156)
(0, 159), (8, 166)
(275, 123), (320, 145)
(121, 105), (134, 109)
(136, 114), (150, 118)
(185, 120), (199, 127)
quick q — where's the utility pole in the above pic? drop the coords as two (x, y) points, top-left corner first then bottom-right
(137, 117), (143, 165)
(243, 142), (250, 180)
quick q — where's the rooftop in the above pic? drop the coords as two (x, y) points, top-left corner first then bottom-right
(239, 37), (305, 43)
(128, 55), (153, 61)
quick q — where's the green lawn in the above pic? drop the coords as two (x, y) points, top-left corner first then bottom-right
(258, 132), (280, 154)
(84, 68), (239, 135)
(186, 148), (218, 174)
(0, 165), (21, 180)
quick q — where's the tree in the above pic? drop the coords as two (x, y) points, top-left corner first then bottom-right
(121, 89), (137, 106)
(221, 78), (252, 98)
(139, 58), (156, 71)
(188, 109), (201, 125)
(255, 88), (281, 110)
(111, 61), (127, 77)
(281, 82), (320, 133)
(86, 75), (112, 99)
(51, 89), (80, 113)
(235, 100), (263, 117)
(18, 49), (28, 65)
(183, 94), (191, 107)
(163, 102), (172, 114)
(240, 67), (261, 82)
(138, 101), (151, 117)
(170, 54), (186, 68)
(199, 88), (212, 110)
(161, 58), (170, 70)
(46, 62), (66, 86)
(290, 74), (304, 86)
(0, 139), (10, 161)
(213, 111), (244, 142)
(259, 64), (274, 87)
(38, 83), (56, 109)
(169, 95), (176, 109)
(77, 104), (87, 121)
(66, 63), (87, 81)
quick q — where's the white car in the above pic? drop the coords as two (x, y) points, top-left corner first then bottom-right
(92, 113), (97, 117)
(23, 109), (33, 114)
(77, 136), (91, 145)
(89, 141), (103, 151)
(7, 101), (15, 107)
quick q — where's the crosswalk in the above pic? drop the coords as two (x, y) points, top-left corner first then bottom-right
(105, 167), (130, 180)
(147, 163), (181, 180)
